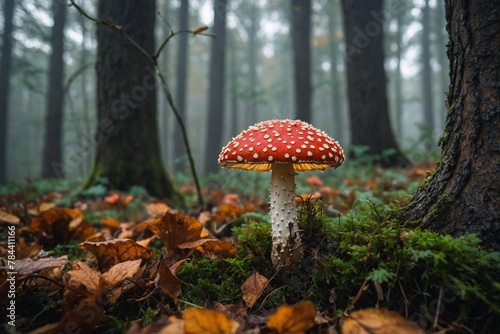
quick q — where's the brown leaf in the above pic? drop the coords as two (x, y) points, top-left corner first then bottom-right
(267, 301), (316, 334)
(0, 209), (20, 224)
(156, 259), (183, 301)
(341, 308), (426, 334)
(29, 207), (74, 243)
(12, 255), (68, 276)
(199, 240), (237, 258)
(100, 217), (121, 232)
(241, 272), (268, 308)
(183, 308), (239, 334)
(79, 238), (154, 272)
(100, 259), (142, 288)
(148, 212), (202, 256)
(65, 260), (100, 296)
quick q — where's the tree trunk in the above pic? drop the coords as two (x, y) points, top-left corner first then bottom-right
(435, 0), (449, 131)
(204, 0), (227, 175)
(328, 2), (346, 144)
(291, 0), (312, 122)
(173, 0), (189, 172)
(247, 2), (258, 126)
(0, 0), (15, 184)
(41, 0), (67, 178)
(84, 0), (177, 199)
(399, 0), (500, 250)
(394, 7), (403, 142)
(228, 31), (239, 136)
(421, 0), (435, 141)
(341, 0), (409, 166)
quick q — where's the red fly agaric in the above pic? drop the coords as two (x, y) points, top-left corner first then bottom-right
(218, 119), (344, 267)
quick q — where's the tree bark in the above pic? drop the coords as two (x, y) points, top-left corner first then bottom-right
(84, 0), (176, 199)
(394, 7), (403, 142)
(435, 0), (449, 131)
(0, 0), (16, 184)
(41, 0), (67, 178)
(291, 0), (312, 122)
(173, 0), (189, 172)
(421, 0), (435, 141)
(204, 0), (227, 175)
(247, 2), (258, 126)
(341, 0), (409, 166)
(399, 0), (500, 250)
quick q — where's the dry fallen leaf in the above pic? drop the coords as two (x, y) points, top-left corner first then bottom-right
(100, 259), (142, 288)
(79, 238), (154, 272)
(148, 212), (203, 256)
(341, 308), (426, 334)
(183, 308), (239, 334)
(155, 259), (183, 301)
(145, 202), (172, 217)
(0, 209), (20, 224)
(13, 255), (68, 276)
(241, 272), (268, 308)
(267, 301), (317, 334)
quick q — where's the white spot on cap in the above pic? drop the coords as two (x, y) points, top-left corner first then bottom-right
(253, 153), (258, 159)
(237, 155), (243, 161)
(307, 151), (313, 157)
(268, 156), (273, 161)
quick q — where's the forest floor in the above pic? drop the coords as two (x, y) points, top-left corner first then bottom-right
(1, 160), (499, 334)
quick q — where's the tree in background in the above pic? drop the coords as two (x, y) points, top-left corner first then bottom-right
(341, 0), (409, 166)
(173, 0), (190, 172)
(400, 1), (500, 250)
(420, 0), (435, 142)
(41, 0), (67, 178)
(204, 0), (227, 175)
(291, 0), (312, 122)
(327, 1), (346, 144)
(0, 0), (16, 184)
(83, 0), (176, 199)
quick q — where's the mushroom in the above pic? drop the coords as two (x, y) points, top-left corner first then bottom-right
(218, 119), (344, 267)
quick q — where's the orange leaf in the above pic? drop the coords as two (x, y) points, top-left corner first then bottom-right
(79, 238), (154, 272)
(306, 175), (323, 187)
(183, 308), (239, 334)
(145, 202), (172, 217)
(100, 217), (121, 232)
(65, 260), (100, 296)
(267, 301), (316, 334)
(199, 240), (237, 258)
(342, 308), (425, 334)
(241, 272), (268, 308)
(30, 207), (74, 243)
(193, 26), (208, 35)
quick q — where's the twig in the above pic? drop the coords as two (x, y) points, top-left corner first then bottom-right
(433, 286), (443, 329)
(69, 0), (211, 207)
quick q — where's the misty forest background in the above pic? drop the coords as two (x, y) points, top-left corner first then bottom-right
(0, 0), (448, 184)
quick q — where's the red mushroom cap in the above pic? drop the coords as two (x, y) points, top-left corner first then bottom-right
(218, 119), (344, 172)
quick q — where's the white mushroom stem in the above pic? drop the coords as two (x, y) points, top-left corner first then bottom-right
(270, 163), (303, 267)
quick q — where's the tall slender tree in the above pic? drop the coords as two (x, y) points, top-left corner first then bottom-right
(341, 0), (409, 166)
(83, 0), (176, 199)
(291, 0), (312, 122)
(173, 0), (190, 172)
(42, 0), (67, 178)
(435, 0), (448, 131)
(328, 1), (346, 144)
(246, 2), (259, 126)
(400, 1), (500, 250)
(0, 0), (16, 183)
(421, 0), (435, 140)
(204, 0), (227, 175)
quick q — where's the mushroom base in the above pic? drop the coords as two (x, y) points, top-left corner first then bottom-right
(270, 163), (303, 267)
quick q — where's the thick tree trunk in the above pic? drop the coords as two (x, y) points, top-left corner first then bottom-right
(204, 0), (227, 175)
(394, 8), (403, 142)
(291, 0), (311, 122)
(399, 0), (500, 250)
(173, 0), (189, 172)
(341, 0), (409, 167)
(0, 0), (15, 184)
(41, 1), (67, 178)
(84, 0), (176, 199)
(421, 0), (435, 141)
